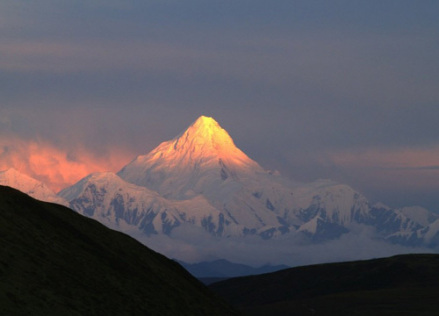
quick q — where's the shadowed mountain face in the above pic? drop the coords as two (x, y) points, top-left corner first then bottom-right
(209, 253), (439, 316)
(0, 186), (237, 316)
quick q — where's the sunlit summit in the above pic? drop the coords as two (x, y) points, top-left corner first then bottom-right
(118, 115), (264, 199)
(5, 115), (439, 266)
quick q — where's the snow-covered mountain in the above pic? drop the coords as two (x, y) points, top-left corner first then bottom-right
(0, 168), (68, 206)
(116, 116), (298, 237)
(58, 116), (439, 256)
(58, 171), (242, 236)
(118, 115), (266, 199)
(2, 116), (437, 265)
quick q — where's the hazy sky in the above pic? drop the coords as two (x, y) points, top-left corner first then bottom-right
(1, 1), (439, 211)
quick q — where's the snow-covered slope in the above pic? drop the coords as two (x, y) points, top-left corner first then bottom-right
(0, 168), (67, 205)
(117, 116), (296, 237)
(59, 172), (250, 236)
(399, 206), (439, 227)
(118, 115), (265, 199)
(62, 117), (431, 241)
(58, 115), (439, 264)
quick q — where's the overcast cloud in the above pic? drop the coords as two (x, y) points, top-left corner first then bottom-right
(1, 1), (439, 210)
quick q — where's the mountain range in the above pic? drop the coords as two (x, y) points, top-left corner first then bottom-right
(2, 115), (439, 266)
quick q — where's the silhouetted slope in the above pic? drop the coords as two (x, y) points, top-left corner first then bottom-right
(179, 259), (289, 278)
(210, 254), (439, 316)
(0, 186), (237, 315)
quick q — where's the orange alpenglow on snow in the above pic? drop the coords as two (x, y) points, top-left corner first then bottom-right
(118, 116), (265, 198)
(171, 116), (260, 167)
(133, 115), (262, 171)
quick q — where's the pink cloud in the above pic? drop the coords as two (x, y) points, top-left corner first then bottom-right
(0, 137), (133, 192)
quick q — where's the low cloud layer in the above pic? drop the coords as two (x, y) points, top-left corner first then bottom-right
(137, 223), (435, 267)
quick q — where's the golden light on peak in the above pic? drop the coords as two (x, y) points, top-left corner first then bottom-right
(183, 115), (235, 150)
(145, 115), (263, 171)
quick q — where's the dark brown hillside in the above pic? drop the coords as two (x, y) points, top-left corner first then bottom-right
(0, 185), (237, 316)
(210, 253), (439, 315)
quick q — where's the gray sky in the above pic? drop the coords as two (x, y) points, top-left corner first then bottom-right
(1, 1), (439, 210)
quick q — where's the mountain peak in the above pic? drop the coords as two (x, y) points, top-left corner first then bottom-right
(189, 115), (225, 139)
(190, 115), (224, 133)
(0, 167), (68, 205)
(173, 115), (235, 154)
(194, 115), (219, 127)
(117, 116), (264, 196)
(1, 168), (36, 183)
(143, 115), (263, 171)
(1, 167), (20, 175)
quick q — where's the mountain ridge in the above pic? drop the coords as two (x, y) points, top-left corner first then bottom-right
(178, 259), (290, 278)
(118, 115), (264, 200)
(0, 168), (67, 206)
(3, 116), (439, 266)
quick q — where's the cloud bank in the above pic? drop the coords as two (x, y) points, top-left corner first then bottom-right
(0, 137), (132, 192)
(137, 223), (435, 267)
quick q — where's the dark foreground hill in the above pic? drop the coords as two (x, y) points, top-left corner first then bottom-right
(178, 259), (289, 285)
(0, 186), (237, 316)
(178, 259), (289, 278)
(210, 253), (439, 316)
